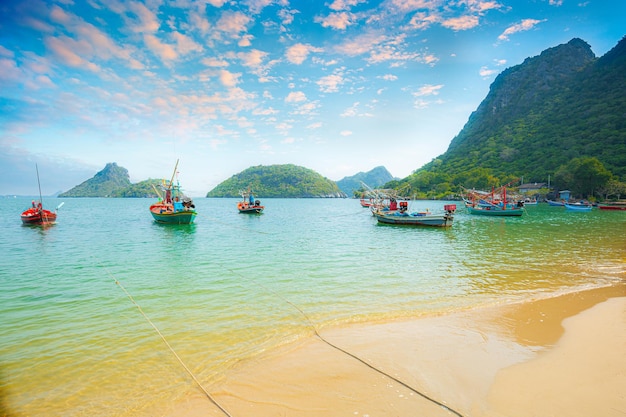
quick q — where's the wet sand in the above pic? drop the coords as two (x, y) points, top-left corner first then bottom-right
(171, 282), (626, 417)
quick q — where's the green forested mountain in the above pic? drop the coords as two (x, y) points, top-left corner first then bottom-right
(391, 37), (626, 198)
(58, 163), (161, 197)
(336, 166), (396, 197)
(59, 163), (132, 197)
(206, 164), (345, 198)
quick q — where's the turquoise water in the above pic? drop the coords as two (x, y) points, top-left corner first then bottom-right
(1, 198), (625, 416)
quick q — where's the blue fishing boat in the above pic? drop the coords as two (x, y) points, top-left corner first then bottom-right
(564, 203), (592, 212)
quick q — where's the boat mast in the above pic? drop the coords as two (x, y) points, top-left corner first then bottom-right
(35, 164), (43, 214)
(167, 159), (180, 198)
(35, 163), (49, 222)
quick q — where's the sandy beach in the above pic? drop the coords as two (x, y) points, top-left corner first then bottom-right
(168, 282), (626, 417)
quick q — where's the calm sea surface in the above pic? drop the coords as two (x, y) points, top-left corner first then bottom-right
(1, 197), (625, 416)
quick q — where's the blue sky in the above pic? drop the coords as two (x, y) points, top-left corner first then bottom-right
(1, 0), (624, 196)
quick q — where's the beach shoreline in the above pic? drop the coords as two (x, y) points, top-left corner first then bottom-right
(168, 282), (626, 417)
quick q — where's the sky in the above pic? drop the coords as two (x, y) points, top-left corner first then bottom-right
(0, 0), (624, 197)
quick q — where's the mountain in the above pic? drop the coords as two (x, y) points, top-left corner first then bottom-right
(336, 166), (396, 197)
(206, 164), (346, 198)
(391, 37), (626, 198)
(59, 163), (132, 197)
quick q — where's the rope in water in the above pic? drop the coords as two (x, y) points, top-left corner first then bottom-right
(215, 261), (466, 417)
(103, 267), (233, 417)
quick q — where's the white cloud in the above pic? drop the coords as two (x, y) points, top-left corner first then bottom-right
(286, 43), (323, 64)
(219, 70), (241, 87)
(202, 57), (229, 67)
(498, 19), (546, 41)
(216, 11), (252, 37)
(317, 73), (344, 93)
(479, 66), (498, 77)
(315, 12), (355, 30)
(329, 0), (366, 11)
(335, 32), (387, 57)
(413, 84), (443, 96)
(441, 15), (480, 31)
(285, 91), (307, 102)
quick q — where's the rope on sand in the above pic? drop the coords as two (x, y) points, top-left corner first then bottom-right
(104, 267), (233, 417)
(217, 262), (466, 417)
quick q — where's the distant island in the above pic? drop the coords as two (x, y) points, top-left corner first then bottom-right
(206, 164), (345, 198)
(59, 163), (163, 198)
(58, 162), (387, 198)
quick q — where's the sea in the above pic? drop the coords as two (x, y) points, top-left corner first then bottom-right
(1, 197), (624, 417)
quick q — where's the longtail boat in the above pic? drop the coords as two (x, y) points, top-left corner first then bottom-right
(463, 182), (525, 217)
(149, 160), (197, 224)
(373, 202), (455, 227)
(21, 165), (62, 226)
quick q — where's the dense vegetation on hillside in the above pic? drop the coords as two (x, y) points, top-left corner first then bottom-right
(59, 163), (163, 197)
(110, 179), (162, 198)
(59, 163), (132, 197)
(206, 164), (345, 198)
(336, 166), (395, 197)
(390, 37), (626, 200)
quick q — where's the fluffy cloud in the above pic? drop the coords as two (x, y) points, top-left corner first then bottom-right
(498, 19), (546, 41)
(285, 91), (307, 102)
(317, 73), (344, 93)
(285, 43), (323, 64)
(315, 12), (355, 30)
(441, 15), (480, 30)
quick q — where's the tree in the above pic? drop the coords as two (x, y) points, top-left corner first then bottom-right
(554, 157), (612, 198)
(598, 178), (626, 200)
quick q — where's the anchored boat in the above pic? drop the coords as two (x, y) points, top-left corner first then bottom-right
(149, 160), (197, 224)
(20, 164), (63, 226)
(373, 202), (455, 227)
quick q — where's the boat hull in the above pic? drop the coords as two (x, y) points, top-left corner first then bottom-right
(547, 200), (565, 206)
(150, 204), (196, 224)
(466, 206), (524, 216)
(373, 211), (453, 227)
(238, 207), (264, 214)
(565, 204), (592, 212)
(597, 204), (626, 211)
(21, 209), (57, 225)
(237, 201), (264, 214)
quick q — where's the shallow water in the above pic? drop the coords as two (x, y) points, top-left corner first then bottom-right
(1, 198), (624, 416)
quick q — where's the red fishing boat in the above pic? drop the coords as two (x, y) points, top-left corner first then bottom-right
(21, 202), (58, 225)
(597, 201), (626, 211)
(20, 165), (62, 225)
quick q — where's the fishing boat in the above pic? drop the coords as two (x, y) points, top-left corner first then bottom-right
(149, 160), (197, 224)
(21, 202), (59, 225)
(373, 202), (455, 227)
(597, 201), (626, 211)
(237, 188), (264, 214)
(564, 203), (592, 212)
(466, 204), (524, 216)
(463, 183), (525, 217)
(547, 200), (565, 206)
(20, 165), (63, 226)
